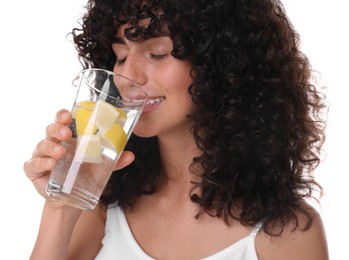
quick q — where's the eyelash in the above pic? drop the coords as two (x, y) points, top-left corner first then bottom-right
(115, 53), (169, 65)
(149, 53), (168, 60)
(116, 58), (126, 65)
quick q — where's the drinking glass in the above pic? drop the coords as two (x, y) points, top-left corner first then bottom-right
(46, 68), (148, 210)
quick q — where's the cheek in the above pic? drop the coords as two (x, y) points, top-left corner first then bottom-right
(166, 91), (195, 127)
(159, 58), (193, 85)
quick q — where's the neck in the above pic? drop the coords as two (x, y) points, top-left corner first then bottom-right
(156, 130), (202, 198)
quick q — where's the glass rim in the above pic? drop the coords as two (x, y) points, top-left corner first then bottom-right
(75, 68), (148, 104)
(80, 68), (140, 84)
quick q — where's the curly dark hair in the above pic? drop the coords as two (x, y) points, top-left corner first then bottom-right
(71, 0), (326, 236)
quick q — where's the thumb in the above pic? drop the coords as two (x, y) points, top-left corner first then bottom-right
(114, 151), (135, 170)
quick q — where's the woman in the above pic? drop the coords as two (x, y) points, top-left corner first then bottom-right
(24, 0), (329, 259)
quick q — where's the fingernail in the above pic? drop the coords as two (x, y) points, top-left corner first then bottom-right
(60, 111), (70, 120)
(45, 158), (54, 167)
(59, 127), (69, 136)
(53, 145), (62, 153)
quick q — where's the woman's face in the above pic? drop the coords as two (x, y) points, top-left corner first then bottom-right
(112, 25), (195, 138)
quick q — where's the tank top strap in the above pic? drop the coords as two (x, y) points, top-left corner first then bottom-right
(250, 222), (263, 237)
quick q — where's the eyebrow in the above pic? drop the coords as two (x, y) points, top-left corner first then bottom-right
(112, 37), (126, 44)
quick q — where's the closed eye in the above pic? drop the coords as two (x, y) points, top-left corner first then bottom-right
(116, 57), (126, 65)
(150, 53), (169, 61)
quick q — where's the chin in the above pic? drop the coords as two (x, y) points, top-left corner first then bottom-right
(132, 128), (157, 139)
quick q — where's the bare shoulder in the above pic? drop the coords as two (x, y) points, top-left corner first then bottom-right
(255, 205), (329, 260)
(68, 204), (107, 260)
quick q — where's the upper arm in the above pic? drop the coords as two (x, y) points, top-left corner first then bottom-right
(256, 210), (329, 260)
(67, 205), (107, 260)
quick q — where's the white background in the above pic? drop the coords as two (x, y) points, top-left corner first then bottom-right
(0, 1), (347, 259)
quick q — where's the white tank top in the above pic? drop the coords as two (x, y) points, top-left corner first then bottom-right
(95, 205), (262, 260)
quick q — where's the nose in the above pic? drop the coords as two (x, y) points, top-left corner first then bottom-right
(113, 71), (148, 102)
(113, 55), (147, 86)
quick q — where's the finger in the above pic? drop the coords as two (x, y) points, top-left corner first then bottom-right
(23, 157), (55, 181)
(46, 122), (72, 142)
(114, 151), (135, 170)
(32, 139), (67, 160)
(55, 109), (72, 124)
(45, 110), (72, 141)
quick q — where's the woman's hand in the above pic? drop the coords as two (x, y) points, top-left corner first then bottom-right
(24, 109), (73, 200)
(23, 109), (135, 203)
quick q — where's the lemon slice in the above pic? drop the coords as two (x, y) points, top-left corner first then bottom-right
(72, 100), (96, 118)
(101, 122), (127, 153)
(93, 100), (128, 132)
(75, 108), (98, 136)
(76, 134), (102, 163)
(115, 107), (127, 123)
